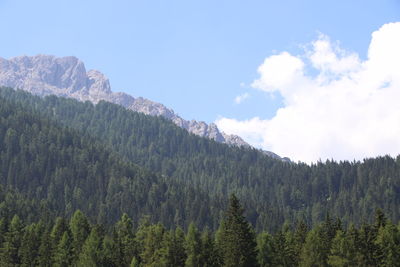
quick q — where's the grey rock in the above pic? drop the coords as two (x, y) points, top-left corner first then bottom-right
(0, 54), (285, 160)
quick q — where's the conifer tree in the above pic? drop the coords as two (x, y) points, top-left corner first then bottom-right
(101, 235), (118, 267)
(53, 231), (74, 267)
(358, 224), (379, 266)
(1, 215), (23, 266)
(299, 226), (328, 267)
(200, 228), (220, 267)
(375, 222), (400, 267)
(136, 222), (165, 266)
(173, 227), (187, 266)
(114, 213), (137, 266)
(69, 210), (90, 259)
(272, 228), (296, 266)
(216, 194), (258, 267)
(327, 230), (359, 267)
(185, 223), (201, 267)
(158, 228), (186, 266)
(257, 232), (273, 267)
(37, 230), (53, 267)
(293, 219), (308, 263)
(51, 217), (69, 251)
(19, 223), (42, 267)
(77, 226), (104, 267)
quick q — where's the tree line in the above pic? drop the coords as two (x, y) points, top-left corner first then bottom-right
(1, 195), (399, 267)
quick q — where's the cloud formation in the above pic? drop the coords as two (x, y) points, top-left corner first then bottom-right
(234, 92), (250, 104)
(216, 22), (400, 163)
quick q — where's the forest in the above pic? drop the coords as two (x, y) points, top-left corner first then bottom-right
(0, 195), (398, 266)
(0, 86), (399, 231)
(0, 86), (400, 265)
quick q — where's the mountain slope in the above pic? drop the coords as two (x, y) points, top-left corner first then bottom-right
(0, 90), (224, 229)
(1, 87), (400, 232)
(0, 55), (257, 149)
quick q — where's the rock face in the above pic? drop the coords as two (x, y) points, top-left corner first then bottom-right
(0, 55), (284, 159)
(0, 55), (135, 107)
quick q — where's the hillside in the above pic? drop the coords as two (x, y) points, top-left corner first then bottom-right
(0, 55), (256, 150)
(0, 89), (226, 229)
(1, 87), (399, 232)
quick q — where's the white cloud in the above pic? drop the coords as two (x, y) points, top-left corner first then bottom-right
(216, 22), (400, 163)
(234, 92), (250, 104)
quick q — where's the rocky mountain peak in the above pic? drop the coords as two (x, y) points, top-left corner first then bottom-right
(0, 55), (87, 96)
(0, 54), (285, 159)
(87, 69), (112, 94)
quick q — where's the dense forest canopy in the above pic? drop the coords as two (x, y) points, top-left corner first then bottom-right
(0, 196), (398, 266)
(0, 86), (399, 233)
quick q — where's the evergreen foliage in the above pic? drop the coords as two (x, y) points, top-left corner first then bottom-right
(0, 206), (397, 266)
(1, 87), (400, 232)
(216, 194), (258, 267)
(0, 86), (400, 265)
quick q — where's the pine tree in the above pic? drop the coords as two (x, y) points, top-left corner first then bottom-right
(19, 223), (42, 267)
(114, 213), (137, 266)
(1, 215), (23, 266)
(358, 224), (379, 266)
(299, 226), (328, 267)
(173, 227), (187, 266)
(69, 210), (90, 260)
(200, 228), (220, 267)
(272, 228), (296, 266)
(37, 230), (53, 267)
(293, 219), (308, 263)
(185, 223), (201, 267)
(257, 232), (273, 267)
(51, 217), (69, 251)
(53, 231), (74, 267)
(101, 235), (118, 267)
(136, 222), (165, 266)
(158, 228), (186, 267)
(375, 222), (400, 267)
(77, 225), (104, 267)
(216, 194), (258, 267)
(327, 230), (359, 267)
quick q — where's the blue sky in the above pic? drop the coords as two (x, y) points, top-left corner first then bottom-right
(1, 0), (400, 161)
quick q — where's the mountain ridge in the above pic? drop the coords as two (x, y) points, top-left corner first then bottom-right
(0, 54), (283, 159)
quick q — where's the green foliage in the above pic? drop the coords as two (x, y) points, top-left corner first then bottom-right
(53, 231), (73, 267)
(1, 86), (400, 233)
(37, 230), (53, 267)
(1, 215), (23, 266)
(216, 194), (258, 267)
(327, 230), (358, 267)
(0, 204), (397, 266)
(375, 222), (400, 267)
(185, 223), (201, 267)
(77, 225), (104, 267)
(70, 210), (91, 259)
(114, 213), (137, 266)
(300, 226), (329, 267)
(257, 232), (273, 267)
(0, 87), (400, 265)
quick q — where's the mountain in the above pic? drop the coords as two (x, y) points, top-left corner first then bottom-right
(2, 86), (400, 233)
(0, 55), (258, 149)
(0, 88), (220, 229)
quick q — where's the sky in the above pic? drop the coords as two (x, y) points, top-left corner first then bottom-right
(1, 0), (400, 162)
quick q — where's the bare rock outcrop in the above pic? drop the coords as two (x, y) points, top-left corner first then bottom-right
(0, 55), (285, 159)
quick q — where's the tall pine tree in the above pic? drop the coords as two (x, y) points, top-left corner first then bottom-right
(216, 194), (257, 267)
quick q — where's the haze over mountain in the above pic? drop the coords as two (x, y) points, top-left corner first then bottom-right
(0, 54), (284, 160)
